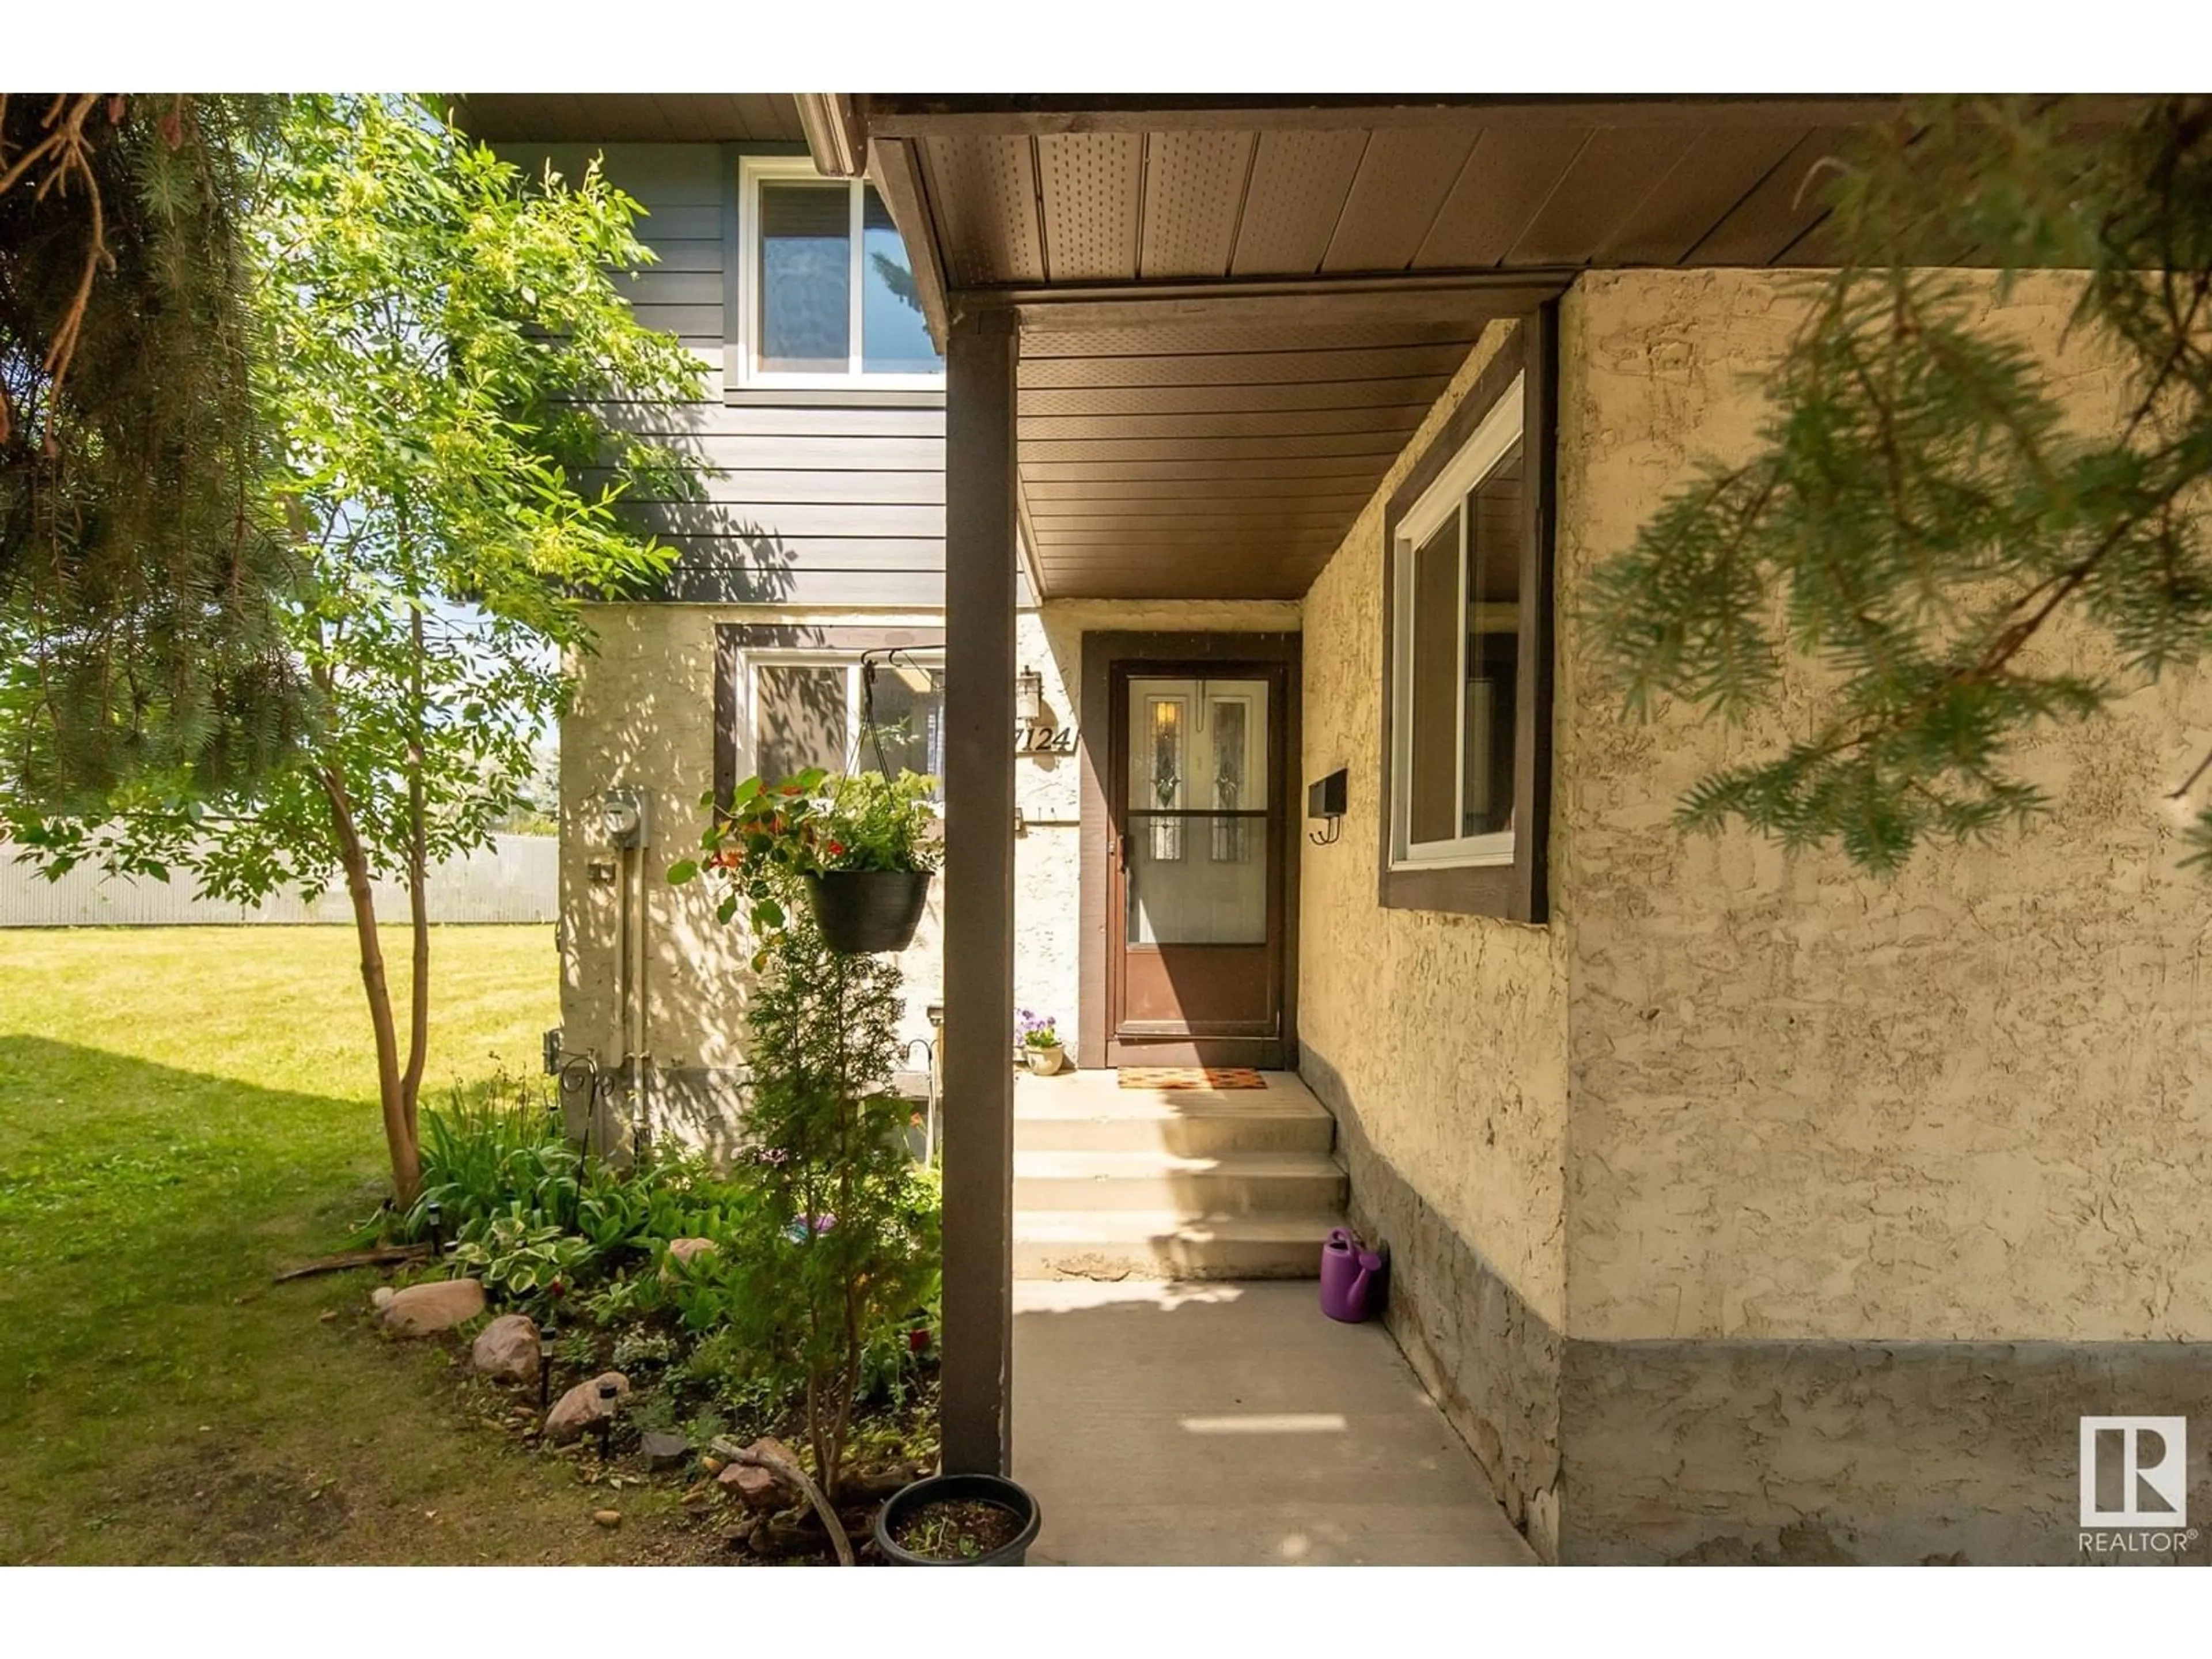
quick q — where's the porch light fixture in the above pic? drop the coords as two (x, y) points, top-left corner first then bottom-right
(1016, 666), (1044, 724)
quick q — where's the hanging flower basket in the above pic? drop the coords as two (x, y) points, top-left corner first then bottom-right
(670, 769), (943, 963)
(805, 868), (932, 955)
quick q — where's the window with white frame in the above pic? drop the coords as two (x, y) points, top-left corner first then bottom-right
(739, 156), (944, 388)
(1389, 372), (1525, 870)
(748, 654), (946, 795)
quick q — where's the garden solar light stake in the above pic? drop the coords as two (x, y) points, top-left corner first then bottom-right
(596, 1378), (619, 1461)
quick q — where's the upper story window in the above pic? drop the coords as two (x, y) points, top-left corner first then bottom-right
(740, 156), (944, 389)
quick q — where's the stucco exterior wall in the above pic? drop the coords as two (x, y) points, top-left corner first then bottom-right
(1299, 326), (1570, 1327)
(559, 594), (1298, 1147)
(1554, 269), (2212, 1348)
(1550, 268), (2212, 1563)
(1296, 325), (1570, 1552)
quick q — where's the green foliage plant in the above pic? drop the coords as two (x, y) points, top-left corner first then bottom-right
(707, 897), (941, 1499)
(667, 770), (942, 965)
(1, 94), (302, 808)
(1589, 96), (2212, 873)
(7, 95), (704, 1202)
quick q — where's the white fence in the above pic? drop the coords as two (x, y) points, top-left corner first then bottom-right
(0, 834), (558, 927)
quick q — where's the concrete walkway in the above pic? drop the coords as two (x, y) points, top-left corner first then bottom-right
(1012, 1279), (1536, 1565)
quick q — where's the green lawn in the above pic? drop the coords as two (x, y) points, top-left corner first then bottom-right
(0, 925), (703, 1564)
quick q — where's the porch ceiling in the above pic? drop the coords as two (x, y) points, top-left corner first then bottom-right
(849, 93), (2135, 603)
(1009, 305), (1520, 599)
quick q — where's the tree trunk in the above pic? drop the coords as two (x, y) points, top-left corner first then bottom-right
(319, 763), (419, 1204)
(398, 600), (430, 1147)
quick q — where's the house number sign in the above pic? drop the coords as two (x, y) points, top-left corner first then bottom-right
(1016, 722), (1077, 756)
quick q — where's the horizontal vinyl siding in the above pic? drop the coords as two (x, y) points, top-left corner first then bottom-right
(501, 141), (948, 608)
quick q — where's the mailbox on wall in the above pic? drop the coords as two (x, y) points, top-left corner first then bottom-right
(1307, 767), (1347, 845)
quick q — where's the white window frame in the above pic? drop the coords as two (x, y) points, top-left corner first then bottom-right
(736, 156), (945, 391)
(743, 650), (946, 790)
(1389, 370), (1526, 872)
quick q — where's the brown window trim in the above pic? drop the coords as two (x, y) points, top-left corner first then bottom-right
(1375, 305), (1557, 925)
(711, 623), (946, 815)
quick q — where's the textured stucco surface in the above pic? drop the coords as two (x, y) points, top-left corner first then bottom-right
(560, 596), (1298, 1146)
(1297, 325), (1570, 1331)
(1559, 1340), (2212, 1565)
(1554, 270), (2212, 1347)
(1295, 325), (1570, 1553)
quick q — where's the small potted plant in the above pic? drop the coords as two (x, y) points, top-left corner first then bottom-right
(873, 1470), (1041, 1566)
(669, 768), (943, 960)
(1017, 1008), (1066, 1075)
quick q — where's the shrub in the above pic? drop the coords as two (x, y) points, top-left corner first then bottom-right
(711, 902), (941, 1499)
(405, 1080), (580, 1240)
(372, 926), (942, 1489)
(448, 1214), (598, 1304)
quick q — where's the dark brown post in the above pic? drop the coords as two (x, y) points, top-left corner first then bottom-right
(940, 308), (1019, 1475)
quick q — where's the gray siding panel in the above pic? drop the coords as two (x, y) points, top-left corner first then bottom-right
(498, 139), (948, 607)
(660, 566), (946, 606)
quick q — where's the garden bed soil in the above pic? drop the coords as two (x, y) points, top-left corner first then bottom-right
(887, 1497), (1024, 1561)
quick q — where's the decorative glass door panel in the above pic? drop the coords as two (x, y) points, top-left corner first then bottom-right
(1107, 663), (1284, 1064)
(1125, 677), (1269, 946)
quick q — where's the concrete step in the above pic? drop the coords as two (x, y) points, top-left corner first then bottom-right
(1014, 1148), (1347, 1217)
(1013, 1210), (1340, 1281)
(1014, 1089), (1336, 1157)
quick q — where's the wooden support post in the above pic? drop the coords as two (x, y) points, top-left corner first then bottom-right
(940, 308), (1019, 1476)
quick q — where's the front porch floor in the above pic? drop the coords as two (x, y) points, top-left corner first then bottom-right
(1012, 1279), (1536, 1565)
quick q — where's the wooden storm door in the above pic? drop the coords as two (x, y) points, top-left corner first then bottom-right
(1107, 660), (1289, 1067)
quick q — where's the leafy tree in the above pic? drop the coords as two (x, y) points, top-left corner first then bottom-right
(1590, 96), (2212, 873)
(1, 94), (302, 808)
(11, 96), (703, 1200)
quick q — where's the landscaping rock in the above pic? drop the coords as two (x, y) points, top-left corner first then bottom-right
(716, 1436), (799, 1512)
(639, 1431), (690, 1471)
(470, 1313), (540, 1384)
(544, 1372), (630, 1444)
(660, 1237), (719, 1280)
(592, 1509), (622, 1528)
(377, 1278), (484, 1336)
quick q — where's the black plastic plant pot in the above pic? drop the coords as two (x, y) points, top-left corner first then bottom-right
(873, 1472), (1041, 1566)
(805, 869), (931, 954)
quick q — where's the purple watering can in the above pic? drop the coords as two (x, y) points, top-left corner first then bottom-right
(1319, 1227), (1385, 1323)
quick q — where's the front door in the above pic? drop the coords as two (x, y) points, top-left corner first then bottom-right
(1107, 661), (1289, 1067)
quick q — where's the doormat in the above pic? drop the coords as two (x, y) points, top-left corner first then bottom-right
(1117, 1066), (1269, 1090)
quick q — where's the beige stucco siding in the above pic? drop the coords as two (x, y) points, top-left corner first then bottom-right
(1554, 269), (2212, 1344)
(1297, 328), (1570, 1334)
(560, 596), (1298, 1130)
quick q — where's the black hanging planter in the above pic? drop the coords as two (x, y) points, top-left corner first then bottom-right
(805, 869), (931, 955)
(873, 1472), (1041, 1566)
